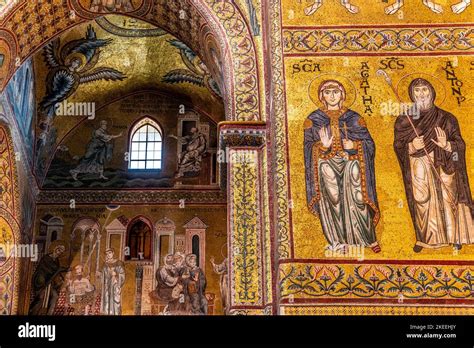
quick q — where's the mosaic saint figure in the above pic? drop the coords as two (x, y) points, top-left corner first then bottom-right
(170, 127), (207, 178)
(394, 78), (474, 252)
(184, 254), (207, 315)
(100, 248), (125, 315)
(67, 264), (96, 314)
(155, 254), (180, 302)
(70, 120), (122, 181)
(304, 80), (381, 253)
(29, 244), (67, 315)
(210, 256), (228, 314)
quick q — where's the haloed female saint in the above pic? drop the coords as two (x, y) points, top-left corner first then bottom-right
(304, 80), (381, 254)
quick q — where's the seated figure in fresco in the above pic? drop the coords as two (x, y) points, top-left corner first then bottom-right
(68, 264), (95, 297)
(70, 120), (122, 181)
(394, 78), (474, 252)
(66, 264), (96, 314)
(29, 243), (67, 315)
(169, 128), (207, 178)
(89, 0), (135, 13)
(385, 0), (471, 14)
(155, 253), (189, 314)
(156, 254), (181, 302)
(304, 80), (381, 254)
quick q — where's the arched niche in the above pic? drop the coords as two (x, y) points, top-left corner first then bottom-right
(125, 216), (153, 262)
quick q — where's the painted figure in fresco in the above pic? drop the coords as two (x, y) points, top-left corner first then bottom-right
(100, 248), (125, 315)
(170, 127), (207, 179)
(385, 0), (471, 14)
(210, 256), (228, 314)
(40, 25), (126, 118)
(29, 244), (67, 315)
(70, 120), (122, 181)
(304, 80), (381, 253)
(155, 252), (209, 315)
(68, 264), (95, 297)
(89, 0), (135, 13)
(394, 78), (474, 252)
(155, 254), (182, 302)
(67, 264), (96, 314)
(155, 253), (190, 314)
(184, 254), (207, 315)
(304, 0), (360, 15)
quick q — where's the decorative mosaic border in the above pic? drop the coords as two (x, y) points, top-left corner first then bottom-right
(280, 261), (474, 303)
(228, 148), (263, 307)
(37, 189), (226, 205)
(198, 0), (262, 121)
(95, 17), (167, 37)
(269, 0), (293, 260)
(281, 305), (474, 315)
(282, 25), (474, 55)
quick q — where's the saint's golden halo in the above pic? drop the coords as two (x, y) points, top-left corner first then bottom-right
(308, 73), (358, 109)
(64, 53), (87, 71)
(396, 72), (447, 106)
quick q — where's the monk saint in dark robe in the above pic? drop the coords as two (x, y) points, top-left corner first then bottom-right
(394, 78), (474, 252)
(304, 80), (381, 253)
(29, 244), (67, 315)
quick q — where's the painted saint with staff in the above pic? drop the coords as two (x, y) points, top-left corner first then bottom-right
(392, 75), (474, 252)
(304, 78), (381, 254)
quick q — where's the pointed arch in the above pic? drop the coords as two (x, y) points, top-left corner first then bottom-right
(128, 117), (163, 170)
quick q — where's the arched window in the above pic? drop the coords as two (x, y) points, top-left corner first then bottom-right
(129, 117), (163, 170)
(126, 218), (152, 261)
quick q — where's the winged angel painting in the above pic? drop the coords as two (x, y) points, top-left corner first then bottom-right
(39, 25), (126, 118)
(163, 39), (222, 100)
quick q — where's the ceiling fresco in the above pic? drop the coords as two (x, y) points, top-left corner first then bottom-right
(32, 16), (224, 184)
